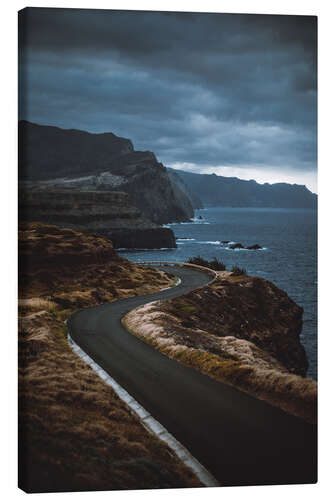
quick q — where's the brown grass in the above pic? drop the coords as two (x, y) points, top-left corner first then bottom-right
(18, 297), (58, 313)
(18, 223), (201, 492)
(19, 311), (201, 492)
(123, 277), (317, 424)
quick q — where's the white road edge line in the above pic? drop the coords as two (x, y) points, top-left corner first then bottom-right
(159, 277), (181, 291)
(66, 328), (220, 488)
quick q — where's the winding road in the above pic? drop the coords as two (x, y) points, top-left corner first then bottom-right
(68, 265), (317, 487)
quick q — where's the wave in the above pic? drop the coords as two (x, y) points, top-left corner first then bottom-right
(117, 247), (175, 252)
(165, 218), (210, 226)
(190, 216), (206, 222)
(195, 240), (220, 245)
(167, 222), (211, 226)
(219, 241), (235, 246)
(176, 238), (196, 241)
(222, 247), (268, 251)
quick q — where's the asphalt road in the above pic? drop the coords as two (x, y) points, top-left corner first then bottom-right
(68, 265), (317, 487)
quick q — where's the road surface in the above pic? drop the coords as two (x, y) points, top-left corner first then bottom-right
(68, 265), (317, 487)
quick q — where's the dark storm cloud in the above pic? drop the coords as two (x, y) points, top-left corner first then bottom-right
(19, 8), (317, 182)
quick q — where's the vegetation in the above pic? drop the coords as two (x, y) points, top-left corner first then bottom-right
(19, 308), (200, 492)
(187, 256), (247, 275)
(173, 301), (198, 315)
(187, 255), (226, 271)
(231, 266), (247, 276)
(18, 222), (201, 492)
(123, 274), (317, 424)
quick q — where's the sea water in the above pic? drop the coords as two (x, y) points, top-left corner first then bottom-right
(120, 207), (317, 380)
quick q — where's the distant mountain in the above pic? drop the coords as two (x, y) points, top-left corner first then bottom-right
(167, 168), (203, 209)
(171, 169), (317, 209)
(18, 121), (194, 224)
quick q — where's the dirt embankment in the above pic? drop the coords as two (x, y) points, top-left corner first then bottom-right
(18, 222), (175, 305)
(18, 222), (200, 492)
(123, 271), (317, 424)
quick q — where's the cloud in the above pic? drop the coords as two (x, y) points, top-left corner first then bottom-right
(18, 8), (317, 186)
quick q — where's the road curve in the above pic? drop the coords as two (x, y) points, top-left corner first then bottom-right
(68, 265), (317, 487)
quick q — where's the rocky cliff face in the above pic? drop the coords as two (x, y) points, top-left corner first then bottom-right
(123, 271), (316, 422)
(168, 273), (308, 376)
(19, 120), (134, 180)
(167, 168), (203, 209)
(19, 188), (176, 249)
(19, 121), (194, 224)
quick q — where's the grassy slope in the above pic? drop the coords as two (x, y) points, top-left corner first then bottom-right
(18, 223), (201, 492)
(123, 272), (317, 424)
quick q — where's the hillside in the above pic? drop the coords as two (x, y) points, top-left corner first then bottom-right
(171, 169), (317, 209)
(124, 270), (317, 424)
(19, 121), (194, 224)
(18, 222), (200, 492)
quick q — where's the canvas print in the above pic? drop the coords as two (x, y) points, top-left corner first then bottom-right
(18, 7), (317, 493)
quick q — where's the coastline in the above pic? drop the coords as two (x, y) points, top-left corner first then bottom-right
(123, 269), (317, 424)
(122, 206), (318, 380)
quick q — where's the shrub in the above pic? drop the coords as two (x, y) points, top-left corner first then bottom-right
(231, 266), (247, 276)
(187, 256), (209, 267)
(209, 257), (226, 271)
(174, 302), (197, 316)
(187, 256), (226, 271)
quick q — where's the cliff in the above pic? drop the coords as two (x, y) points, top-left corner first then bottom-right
(123, 270), (317, 423)
(166, 273), (309, 376)
(19, 188), (176, 249)
(173, 169), (317, 209)
(167, 168), (203, 209)
(19, 121), (194, 224)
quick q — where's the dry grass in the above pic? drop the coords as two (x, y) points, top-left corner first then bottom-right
(18, 297), (58, 313)
(18, 222), (200, 492)
(19, 221), (175, 304)
(123, 277), (317, 424)
(19, 224), (175, 314)
(19, 310), (201, 492)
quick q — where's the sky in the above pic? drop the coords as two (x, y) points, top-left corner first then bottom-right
(19, 8), (317, 193)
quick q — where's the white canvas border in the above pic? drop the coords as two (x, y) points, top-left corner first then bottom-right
(1, 1), (331, 499)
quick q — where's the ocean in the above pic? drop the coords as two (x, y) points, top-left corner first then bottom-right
(120, 207), (317, 380)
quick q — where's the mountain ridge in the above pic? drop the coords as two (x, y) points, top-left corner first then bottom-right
(18, 121), (194, 225)
(169, 169), (317, 209)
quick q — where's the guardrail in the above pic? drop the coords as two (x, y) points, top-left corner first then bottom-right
(138, 261), (218, 287)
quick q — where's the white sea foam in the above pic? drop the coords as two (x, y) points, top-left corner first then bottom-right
(176, 238), (196, 241)
(222, 246), (268, 252)
(196, 240), (220, 245)
(163, 222), (198, 227)
(224, 247), (244, 251)
(166, 219), (210, 226)
(117, 247), (174, 252)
